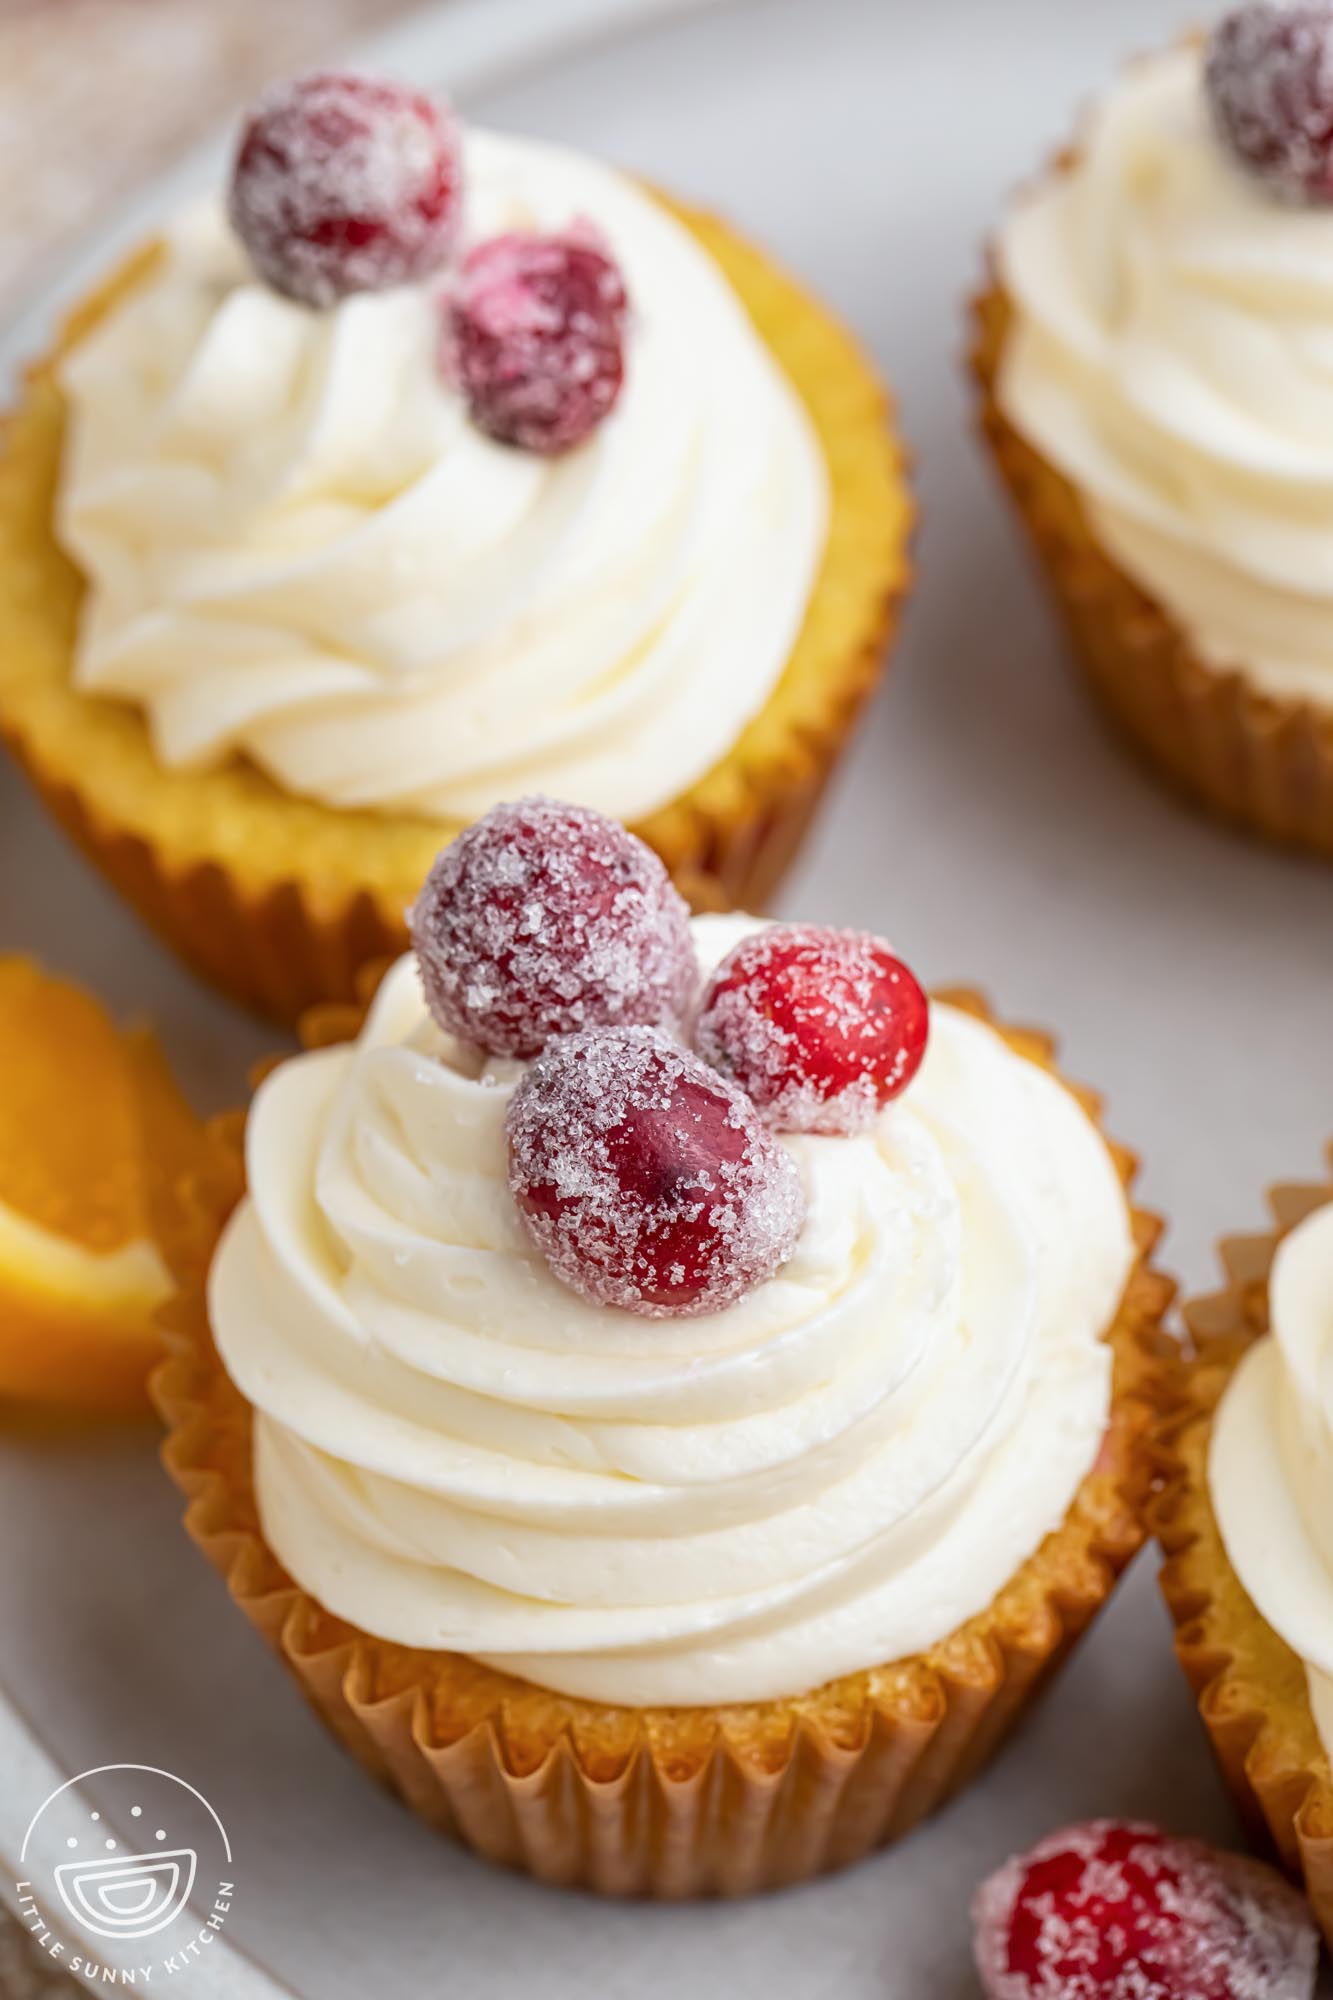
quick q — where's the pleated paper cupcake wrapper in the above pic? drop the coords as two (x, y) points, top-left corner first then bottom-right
(972, 275), (1333, 859)
(0, 208), (912, 1030)
(152, 981), (1175, 1898)
(1152, 1156), (1333, 1947)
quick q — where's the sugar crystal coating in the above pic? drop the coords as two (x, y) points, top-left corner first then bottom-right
(1207, 3), (1333, 203)
(506, 1025), (806, 1318)
(694, 923), (929, 1134)
(408, 798), (698, 1059)
(972, 1818), (1318, 2000)
(229, 71), (462, 307)
(448, 230), (628, 453)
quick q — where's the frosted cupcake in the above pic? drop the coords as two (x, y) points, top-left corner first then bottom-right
(157, 798), (1172, 1896)
(1157, 1160), (1333, 1946)
(974, 7), (1333, 855)
(0, 72), (908, 1023)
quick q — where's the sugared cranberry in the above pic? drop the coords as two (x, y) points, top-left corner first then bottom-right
(448, 231), (628, 453)
(229, 72), (462, 307)
(1207, 4), (1333, 203)
(408, 798), (696, 1060)
(973, 1819), (1317, 2000)
(506, 1026), (806, 1318)
(694, 924), (929, 1135)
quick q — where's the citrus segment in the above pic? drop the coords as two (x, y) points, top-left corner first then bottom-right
(0, 959), (211, 1415)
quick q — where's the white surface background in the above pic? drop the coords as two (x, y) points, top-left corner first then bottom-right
(1, 0), (1331, 1994)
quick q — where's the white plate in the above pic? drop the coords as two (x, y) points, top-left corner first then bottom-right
(3, 0), (1332, 1994)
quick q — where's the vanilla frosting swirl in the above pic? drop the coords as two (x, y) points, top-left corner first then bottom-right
(1210, 1199), (1333, 1755)
(56, 130), (827, 821)
(998, 46), (1333, 708)
(210, 914), (1134, 1707)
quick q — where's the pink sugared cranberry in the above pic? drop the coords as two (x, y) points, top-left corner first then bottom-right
(449, 231), (628, 453)
(506, 1025), (806, 1318)
(694, 924), (929, 1135)
(973, 1819), (1317, 2000)
(1207, 4), (1333, 203)
(408, 798), (697, 1060)
(229, 72), (462, 306)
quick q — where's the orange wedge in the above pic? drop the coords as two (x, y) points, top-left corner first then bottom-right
(0, 958), (213, 1416)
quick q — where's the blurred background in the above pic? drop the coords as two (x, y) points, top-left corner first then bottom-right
(0, 0), (408, 316)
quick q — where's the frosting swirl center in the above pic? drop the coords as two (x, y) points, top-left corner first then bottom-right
(211, 914), (1133, 1706)
(56, 129), (827, 820)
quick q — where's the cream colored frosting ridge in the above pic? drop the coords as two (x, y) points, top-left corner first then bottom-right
(1210, 1198), (1333, 1755)
(998, 46), (1333, 709)
(56, 129), (827, 821)
(209, 914), (1134, 1707)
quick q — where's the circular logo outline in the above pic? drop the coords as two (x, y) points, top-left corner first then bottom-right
(20, 1764), (232, 1949)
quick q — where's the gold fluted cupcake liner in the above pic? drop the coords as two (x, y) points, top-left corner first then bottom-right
(0, 208), (911, 1028)
(152, 975), (1174, 1898)
(972, 275), (1333, 858)
(1152, 1156), (1333, 1946)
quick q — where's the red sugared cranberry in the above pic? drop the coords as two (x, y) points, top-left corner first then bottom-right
(694, 924), (929, 1135)
(448, 231), (628, 454)
(973, 1819), (1317, 2000)
(408, 798), (697, 1060)
(506, 1026), (806, 1318)
(1207, 4), (1333, 203)
(229, 72), (462, 307)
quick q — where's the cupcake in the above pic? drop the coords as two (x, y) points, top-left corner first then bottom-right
(156, 798), (1172, 1897)
(0, 71), (909, 1026)
(974, 7), (1333, 856)
(1155, 1158), (1333, 1946)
